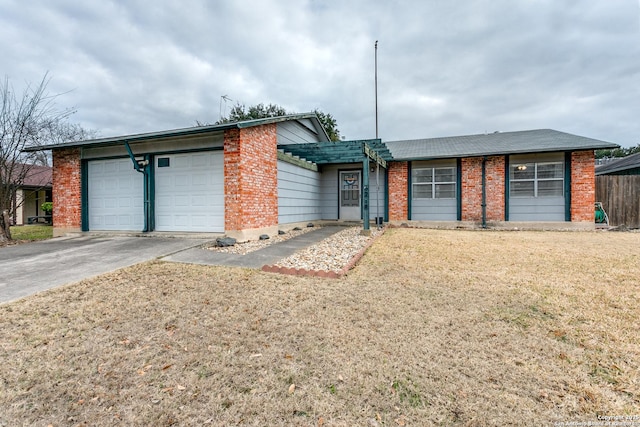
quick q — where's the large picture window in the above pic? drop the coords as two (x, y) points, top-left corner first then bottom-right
(510, 162), (564, 198)
(412, 167), (456, 199)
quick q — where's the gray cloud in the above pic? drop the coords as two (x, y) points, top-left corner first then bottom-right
(1, 0), (638, 146)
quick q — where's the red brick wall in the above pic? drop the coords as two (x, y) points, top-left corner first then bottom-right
(461, 156), (505, 222)
(52, 148), (82, 230)
(571, 150), (595, 222)
(223, 125), (278, 231)
(461, 158), (482, 221)
(388, 161), (408, 220)
(485, 156), (506, 221)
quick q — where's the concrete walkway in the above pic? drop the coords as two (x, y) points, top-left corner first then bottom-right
(161, 226), (344, 268)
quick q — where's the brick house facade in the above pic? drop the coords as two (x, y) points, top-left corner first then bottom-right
(33, 120), (616, 237)
(386, 149), (597, 227)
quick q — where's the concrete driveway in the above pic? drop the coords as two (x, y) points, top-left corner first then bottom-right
(0, 236), (204, 304)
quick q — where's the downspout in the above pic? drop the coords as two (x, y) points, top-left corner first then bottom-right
(145, 154), (154, 231)
(481, 156), (487, 229)
(504, 156), (510, 221)
(384, 166), (389, 222)
(124, 142), (151, 232)
(81, 161), (89, 231)
(407, 162), (412, 221)
(564, 152), (572, 222)
(456, 158), (462, 221)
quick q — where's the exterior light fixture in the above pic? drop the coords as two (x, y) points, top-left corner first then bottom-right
(517, 164), (527, 171)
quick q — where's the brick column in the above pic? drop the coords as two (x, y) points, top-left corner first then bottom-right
(461, 156), (506, 222)
(52, 148), (82, 236)
(461, 158), (482, 221)
(485, 156), (506, 221)
(223, 124), (279, 240)
(387, 161), (408, 221)
(570, 150), (595, 222)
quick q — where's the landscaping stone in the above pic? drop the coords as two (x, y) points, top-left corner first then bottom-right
(259, 234), (270, 240)
(272, 226), (383, 273)
(215, 237), (237, 247)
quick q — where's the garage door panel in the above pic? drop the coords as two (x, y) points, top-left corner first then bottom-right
(88, 159), (143, 231)
(154, 152), (224, 232)
(175, 195), (190, 207)
(192, 156), (207, 167)
(192, 173), (207, 186)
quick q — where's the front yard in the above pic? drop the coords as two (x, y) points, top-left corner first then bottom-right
(8, 225), (53, 242)
(0, 229), (638, 426)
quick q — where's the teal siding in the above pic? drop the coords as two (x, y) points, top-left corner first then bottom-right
(277, 160), (322, 224)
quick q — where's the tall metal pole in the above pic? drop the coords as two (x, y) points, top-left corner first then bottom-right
(374, 41), (381, 227)
(375, 40), (378, 139)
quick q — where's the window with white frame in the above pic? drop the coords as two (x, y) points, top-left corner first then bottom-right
(412, 167), (456, 199)
(510, 162), (564, 197)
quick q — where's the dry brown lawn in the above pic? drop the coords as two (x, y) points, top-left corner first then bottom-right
(1, 229), (638, 426)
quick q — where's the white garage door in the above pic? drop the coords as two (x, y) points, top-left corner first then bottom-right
(155, 151), (224, 232)
(88, 158), (144, 231)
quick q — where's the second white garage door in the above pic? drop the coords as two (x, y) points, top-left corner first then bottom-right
(154, 152), (224, 232)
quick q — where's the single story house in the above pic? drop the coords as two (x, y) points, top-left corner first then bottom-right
(26, 114), (618, 238)
(5, 164), (52, 225)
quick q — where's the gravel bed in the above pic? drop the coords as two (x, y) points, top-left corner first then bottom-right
(273, 226), (383, 273)
(205, 226), (315, 255)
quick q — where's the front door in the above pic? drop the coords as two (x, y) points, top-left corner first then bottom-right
(339, 170), (361, 220)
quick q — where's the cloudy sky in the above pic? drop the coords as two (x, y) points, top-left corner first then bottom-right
(1, 0), (639, 147)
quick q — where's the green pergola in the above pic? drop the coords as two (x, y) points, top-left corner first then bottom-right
(278, 139), (393, 232)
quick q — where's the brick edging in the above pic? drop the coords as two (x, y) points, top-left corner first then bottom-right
(261, 227), (386, 278)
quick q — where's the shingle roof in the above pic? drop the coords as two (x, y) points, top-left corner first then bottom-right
(4, 164), (52, 188)
(23, 113), (328, 151)
(384, 129), (619, 160)
(595, 151), (640, 175)
(22, 164), (52, 187)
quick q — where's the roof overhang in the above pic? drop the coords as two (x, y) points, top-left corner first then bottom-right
(23, 113), (328, 152)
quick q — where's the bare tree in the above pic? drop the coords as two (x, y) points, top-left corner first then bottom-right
(0, 73), (90, 242)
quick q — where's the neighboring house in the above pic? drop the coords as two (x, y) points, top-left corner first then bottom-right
(25, 114), (618, 238)
(595, 151), (640, 176)
(8, 165), (52, 225)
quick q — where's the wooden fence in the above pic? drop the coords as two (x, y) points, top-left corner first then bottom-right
(595, 175), (640, 228)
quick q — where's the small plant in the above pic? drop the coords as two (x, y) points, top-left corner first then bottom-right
(391, 379), (425, 408)
(41, 202), (53, 214)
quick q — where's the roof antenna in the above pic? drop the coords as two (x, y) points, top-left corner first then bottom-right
(375, 40), (379, 139)
(219, 95), (233, 121)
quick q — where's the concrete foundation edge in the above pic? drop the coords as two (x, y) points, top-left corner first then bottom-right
(388, 220), (596, 231)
